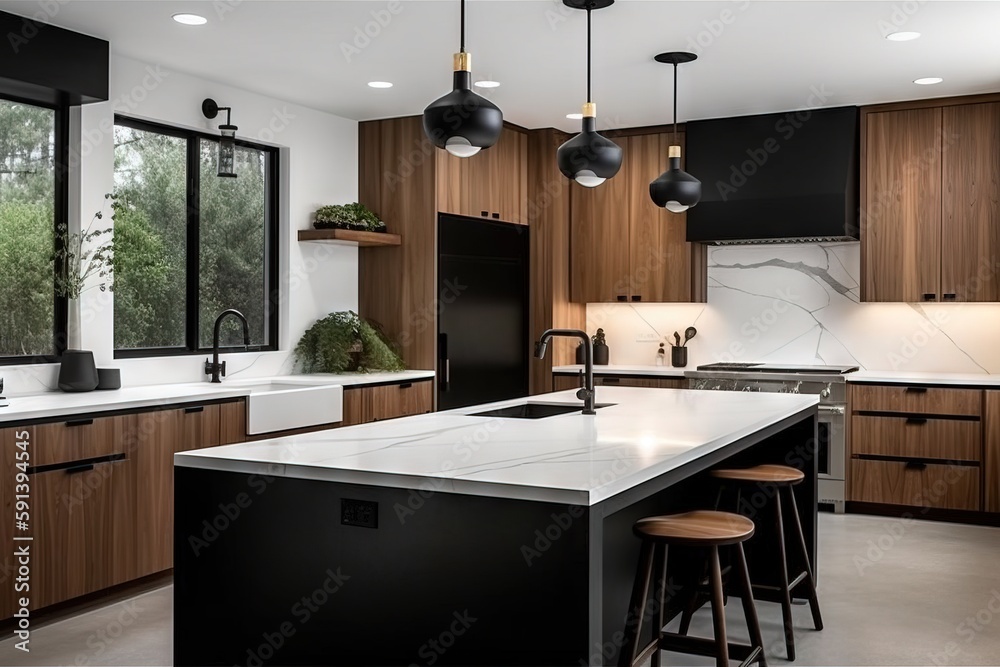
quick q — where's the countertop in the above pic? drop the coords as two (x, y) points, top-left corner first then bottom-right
(846, 370), (1000, 387)
(0, 370), (435, 424)
(553, 364), (687, 378)
(175, 386), (818, 506)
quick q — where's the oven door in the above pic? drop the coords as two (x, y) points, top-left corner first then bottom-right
(816, 404), (846, 481)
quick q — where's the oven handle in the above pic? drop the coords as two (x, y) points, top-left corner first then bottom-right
(817, 405), (845, 415)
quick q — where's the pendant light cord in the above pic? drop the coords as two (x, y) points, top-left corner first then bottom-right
(672, 63), (678, 144)
(460, 0), (466, 52)
(586, 6), (592, 102)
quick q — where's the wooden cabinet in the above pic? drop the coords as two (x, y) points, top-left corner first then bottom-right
(437, 125), (527, 224)
(553, 373), (685, 390)
(985, 391), (1000, 512)
(570, 132), (706, 303)
(849, 383), (984, 512)
(332, 381), (435, 428)
(862, 96), (1000, 302)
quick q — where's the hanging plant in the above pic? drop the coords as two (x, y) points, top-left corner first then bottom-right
(294, 311), (405, 374)
(313, 202), (387, 233)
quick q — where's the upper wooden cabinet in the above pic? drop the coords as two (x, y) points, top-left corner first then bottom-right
(436, 125), (528, 224)
(862, 97), (1000, 302)
(570, 132), (706, 303)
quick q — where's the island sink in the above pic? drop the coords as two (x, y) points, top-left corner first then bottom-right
(469, 402), (614, 419)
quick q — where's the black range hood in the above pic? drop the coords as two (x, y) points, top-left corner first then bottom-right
(685, 106), (859, 244)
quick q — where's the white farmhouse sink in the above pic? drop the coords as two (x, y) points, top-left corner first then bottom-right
(223, 379), (343, 435)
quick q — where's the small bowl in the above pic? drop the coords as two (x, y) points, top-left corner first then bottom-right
(96, 368), (121, 390)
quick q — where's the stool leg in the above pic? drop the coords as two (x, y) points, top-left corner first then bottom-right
(774, 488), (796, 661)
(619, 540), (654, 667)
(652, 544), (668, 667)
(708, 546), (730, 667)
(787, 486), (824, 631)
(734, 542), (767, 667)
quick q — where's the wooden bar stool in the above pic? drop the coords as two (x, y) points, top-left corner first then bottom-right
(711, 465), (823, 661)
(619, 510), (765, 667)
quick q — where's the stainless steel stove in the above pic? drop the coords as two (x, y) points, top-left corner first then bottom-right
(686, 362), (858, 513)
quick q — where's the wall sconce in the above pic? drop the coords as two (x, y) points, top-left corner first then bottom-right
(201, 98), (238, 178)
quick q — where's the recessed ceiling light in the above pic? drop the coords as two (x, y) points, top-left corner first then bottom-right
(172, 13), (207, 25)
(566, 113), (584, 120)
(367, 81), (393, 89)
(474, 80), (500, 89)
(886, 31), (921, 41)
(914, 77), (943, 85)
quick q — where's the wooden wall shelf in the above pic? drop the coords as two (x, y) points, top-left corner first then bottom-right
(297, 229), (401, 247)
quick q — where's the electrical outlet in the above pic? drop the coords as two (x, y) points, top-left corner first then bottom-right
(635, 332), (660, 343)
(341, 498), (378, 528)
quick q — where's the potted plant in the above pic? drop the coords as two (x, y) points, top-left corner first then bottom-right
(53, 194), (116, 391)
(294, 311), (405, 374)
(313, 202), (387, 233)
(592, 328), (610, 365)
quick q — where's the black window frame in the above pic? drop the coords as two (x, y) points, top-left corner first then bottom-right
(112, 115), (280, 359)
(0, 93), (69, 366)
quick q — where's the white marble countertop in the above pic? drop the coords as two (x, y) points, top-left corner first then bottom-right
(0, 370), (434, 424)
(553, 364), (687, 378)
(847, 370), (1000, 387)
(175, 387), (818, 506)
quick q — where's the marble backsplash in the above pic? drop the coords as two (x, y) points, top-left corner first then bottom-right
(588, 242), (1000, 373)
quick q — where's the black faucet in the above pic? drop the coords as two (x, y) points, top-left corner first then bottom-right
(534, 328), (596, 415)
(205, 309), (251, 383)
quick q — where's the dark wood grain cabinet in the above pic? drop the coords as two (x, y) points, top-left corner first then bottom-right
(570, 132), (706, 304)
(553, 373), (685, 391)
(862, 96), (1000, 302)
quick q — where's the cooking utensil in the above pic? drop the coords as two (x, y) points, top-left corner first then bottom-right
(673, 331), (681, 347)
(682, 327), (697, 347)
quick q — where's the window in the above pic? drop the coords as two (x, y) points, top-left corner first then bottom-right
(113, 117), (278, 356)
(0, 96), (66, 363)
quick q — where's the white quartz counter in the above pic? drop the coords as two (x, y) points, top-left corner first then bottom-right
(847, 370), (1000, 386)
(175, 386), (818, 506)
(0, 370), (434, 424)
(553, 364), (687, 378)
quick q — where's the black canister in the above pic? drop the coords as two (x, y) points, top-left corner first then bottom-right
(671, 346), (688, 368)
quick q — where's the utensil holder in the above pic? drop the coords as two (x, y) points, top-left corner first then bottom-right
(671, 346), (688, 368)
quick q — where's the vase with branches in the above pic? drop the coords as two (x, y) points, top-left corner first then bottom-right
(54, 193), (115, 349)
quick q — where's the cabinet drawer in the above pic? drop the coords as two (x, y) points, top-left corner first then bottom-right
(851, 415), (981, 461)
(596, 376), (684, 389)
(366, 382), (433, 422)
(851, 384), (981, 416)
(553, 375), (583, 391)
(29, 416), (128, 468)
(849, 459), (980, 511)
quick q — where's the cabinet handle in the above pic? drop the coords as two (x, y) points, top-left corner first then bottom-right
(616, 295), (628, 302)
(399, 383), (412, 389)
(904, 387), (928, 394)
(66, 463), (95, 475)
(943, 293), (957, 300)
(921, 293), (937, 301)
(184, 406), (205, 414)
(481, 211), (489, 217)
(631, 295), (642, 302)
(905, 417), (928, 425)
(491, 213), (500, 219)
(65, 419), (93, 428)
(905, 461), (928, 471)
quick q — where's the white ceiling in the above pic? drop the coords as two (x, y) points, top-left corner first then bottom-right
(4, 0), (1000, 131)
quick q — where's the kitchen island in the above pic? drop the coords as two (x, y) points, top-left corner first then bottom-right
(173, 387), (818, 667)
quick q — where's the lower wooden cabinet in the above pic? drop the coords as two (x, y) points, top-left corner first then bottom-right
(553, 374), (685, 391)
(850, 459), (980, 511)
(985, 391), (1000, 512)
(365, 381), (433, 422)
(851, 415), (981, 462)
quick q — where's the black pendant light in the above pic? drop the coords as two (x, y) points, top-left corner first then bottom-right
(556, 0), (622, 188)
(649, 52), (701, 212)
(422, 0), (502, 158)
(202, 98), (238, 178)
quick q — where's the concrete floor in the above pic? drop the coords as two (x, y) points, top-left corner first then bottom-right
(1, 514), (999, 666)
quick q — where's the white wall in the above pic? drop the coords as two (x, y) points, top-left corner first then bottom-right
(4, 55), (359, 396)
(589, 242), (1000, 374)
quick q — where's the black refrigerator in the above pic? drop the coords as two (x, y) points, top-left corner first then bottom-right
(437, 214), (529, 410)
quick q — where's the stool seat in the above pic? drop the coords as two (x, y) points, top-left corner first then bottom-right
(634, 510), (755, 547)
(711, 464), (804, 485)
